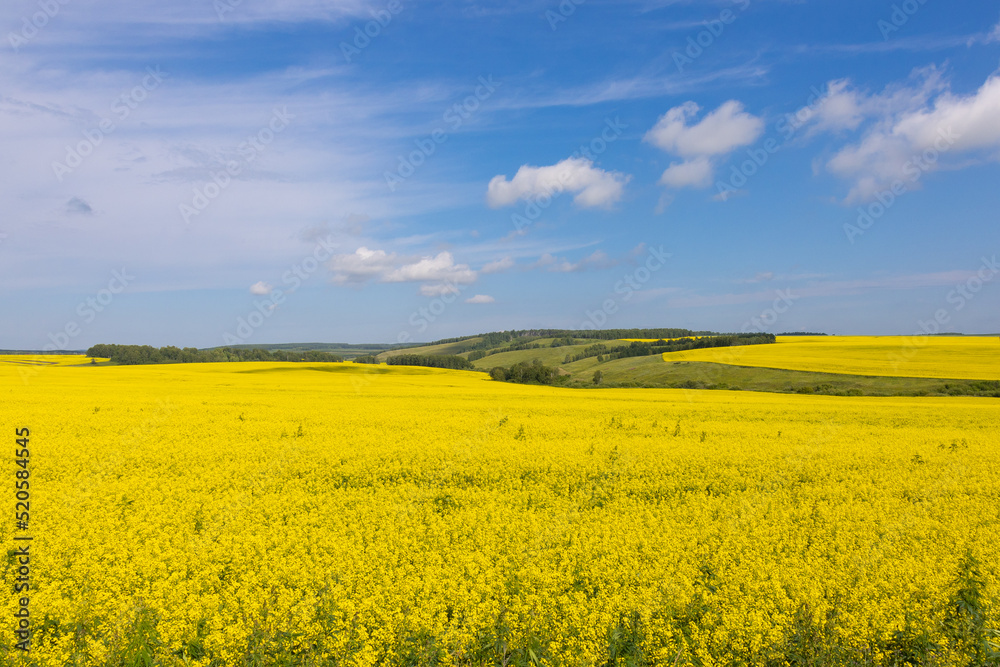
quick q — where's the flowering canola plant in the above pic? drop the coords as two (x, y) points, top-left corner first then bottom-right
(663, 335), (1000, 380)
(0, 356), (997, 666)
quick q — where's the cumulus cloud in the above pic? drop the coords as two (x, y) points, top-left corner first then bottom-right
(658, 156), (713, 188)
(486, 157), (630, 209)
(481, 256), (514, 274)
(327, 247), (477, 294)
(644, 100), (763, 192)
(327, 247), (398, 284)
(384, 252), (476, 285)
(465, 294), (495, 304)
(797, 79), (868, 134)
(794, 69), (947, 137)
(645, 100), (764, 158)
(821, 70), (1000, 202)
(249, 281), (273, 295)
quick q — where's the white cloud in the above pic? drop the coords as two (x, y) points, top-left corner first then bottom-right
(644, 100), (763, 192)
(989, 19), (1000, 43)
(384, 252), (476, 285)
(658, 156), (713, 188)
(797, 79), (868, 133)
(327, 247), (477, 295)
(465, 294), (495, 304)
(249, 281), (273, 295)
(823, 71), (1000, 202)
(327, 247), (398, 284)
(795, 69), (947, 137)
(644, 100), (764, 158)
(533, 253), (557, 269)
(481, 256), (515, 274)
(0, 0), (378, 35)
(486, 157), (630, 209)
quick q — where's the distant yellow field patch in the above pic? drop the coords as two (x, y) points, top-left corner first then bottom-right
(662, 335), (1000, 380)
(0, 354), (97, 367)
(619, 337), (703, 342)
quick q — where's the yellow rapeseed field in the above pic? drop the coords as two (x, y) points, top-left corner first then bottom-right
(1, 356), (998, 666)
(663, 335), (1000, 380)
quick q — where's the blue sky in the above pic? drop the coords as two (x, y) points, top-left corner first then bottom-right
(2, 0), (999, 348)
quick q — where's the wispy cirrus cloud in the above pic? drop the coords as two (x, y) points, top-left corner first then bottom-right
(530, 243), (646, 273)
(481, 256), (515, 274)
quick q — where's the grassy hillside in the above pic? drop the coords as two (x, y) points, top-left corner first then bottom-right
(469, 339), (634, 369)
(376, 337), (483, 361)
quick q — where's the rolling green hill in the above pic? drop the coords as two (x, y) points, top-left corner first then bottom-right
(376, 337), (483, 361)
(468, 339), (634, 369)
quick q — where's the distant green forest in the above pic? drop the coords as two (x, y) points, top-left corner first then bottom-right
(85, 344), (344, 365)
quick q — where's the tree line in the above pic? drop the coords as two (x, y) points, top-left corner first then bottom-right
(410, 328), (715, 355)
(85, 344), (344, 365)
(488, 360), (563, 385)
(562, 334), (776, 364)
(385, 354), (474, 370)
